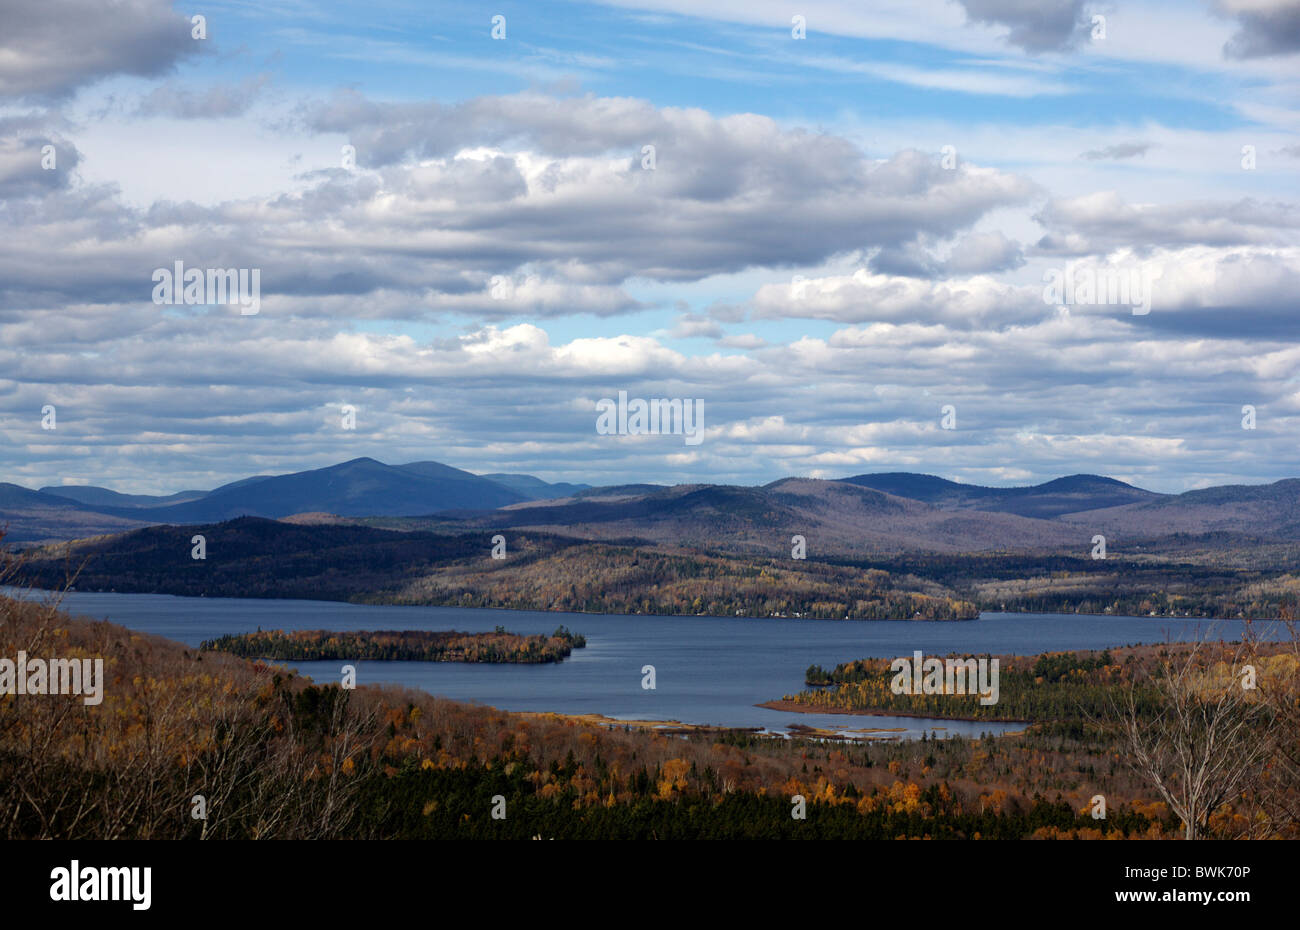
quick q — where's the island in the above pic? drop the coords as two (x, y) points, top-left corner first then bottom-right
(200, 625), (586, 664)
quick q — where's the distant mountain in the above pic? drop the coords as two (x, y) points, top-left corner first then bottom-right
(38, 485), (207, 509)
(8, 462), (1300, 551)
(571, 483), (669, 500)
(115, 457), (527, 522)
(838, 472), (1163, 519)
(1059, 478), (1300, 540)
(444, 478), (1083, 554)
(206, 474), (275, 494)
(0, 483), (85, 510)
(454, 473), (1300, 553)
(480, 473), (591, 500)
(0, 483), (151, 545)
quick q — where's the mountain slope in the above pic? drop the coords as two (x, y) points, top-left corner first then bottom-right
(38, 485), (208, 509)
(441, 477), (1084, 554)
(480, 473), (591, 500)
(838, 472), (1163, 519)
(1059, 478), (1300, 540)
(0, 483), (152, 545)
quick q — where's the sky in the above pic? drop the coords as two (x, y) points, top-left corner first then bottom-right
(0, 0), (1297, 495)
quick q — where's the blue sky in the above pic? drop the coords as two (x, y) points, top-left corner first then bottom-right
(1, 0), (1298, 494)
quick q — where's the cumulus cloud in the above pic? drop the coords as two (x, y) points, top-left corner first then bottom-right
(1033, 191), (1300, 255)
(751, 268), (1043, 327)
(0, 0), (199, 101)
(1, 56), (1298, 495)
(0, 115), (81, 198)
(0, 94), (1039, 317)
(3, 295), (1293, 493)
(869, 231), (1026, 277)
(1214, 0), (1300, 58)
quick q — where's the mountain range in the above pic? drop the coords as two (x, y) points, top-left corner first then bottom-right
(4, 458), (1300, 551)
(1, 458), (586, 544)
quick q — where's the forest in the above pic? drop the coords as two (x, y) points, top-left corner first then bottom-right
(18, 519), (978, 621)
(201, 627), (586, 663)
(19, 515), (1300, 622)
(793, 649), (1154, 721)
(3, 576), (1298, 839)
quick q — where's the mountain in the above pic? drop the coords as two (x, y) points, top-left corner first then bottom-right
(0, 483), (88, 510)
(17, 516), (491, 600)
(440, 478), (1083, 554)
(2, 458), (532, 541)
(9, 462), (1300, 551)
(0, 483), (152, 545)
(480, 473), (591, 500)
(838, 472), (1163, 519)
(115, 457), (528, 522)
(206, 474), (275, 494)
(38, 485), (208, 509)
(15, 516), (983, 619)
(1058, 478), (1300, 541)
(571, 483), (669, 500)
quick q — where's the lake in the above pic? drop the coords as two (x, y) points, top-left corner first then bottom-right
(10, 589), (1276, 739)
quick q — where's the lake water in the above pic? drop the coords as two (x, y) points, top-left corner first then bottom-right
(10, 589), (1276, 739)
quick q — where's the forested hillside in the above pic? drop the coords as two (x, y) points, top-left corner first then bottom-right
(4, 588), (1297, 839)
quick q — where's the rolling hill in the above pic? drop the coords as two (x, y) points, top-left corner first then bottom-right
(1057, 478), (1300, 541)
(432, 477), (1085, 554)
(38, 485), (209, 509)
(0, 487), (152, 545)
(837, 472), (1164, 519)
(481, 473), (591, 500)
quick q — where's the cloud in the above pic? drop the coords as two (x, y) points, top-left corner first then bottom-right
(669, 313), (724, 339)
(5, 270), (1300, 493)
(0, 0), (199, 101)
(1214, 0), (1300, 58)
(135, 75), (270, 119)
(955, 0), (1093, 53)
(0, 94), (1039, 315)
(1080, 142), (1153, 161)
(1033, 191), (1300, 255)
(0, 115), (81, 198)
(1130, 246), (1300, 338)
(752, 268), (1044, 327)
(945, 230), (1027, 274)
(800, 55), (1073, 96)
(870, 230), (1026, 277)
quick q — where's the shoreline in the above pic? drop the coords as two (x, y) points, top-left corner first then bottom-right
(757, 699), (1033, 725)
(515, 711), (762, 735)
(12, 587), (1233, 623)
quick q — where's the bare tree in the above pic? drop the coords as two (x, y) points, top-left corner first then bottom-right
(1116, 637), (1269, 839)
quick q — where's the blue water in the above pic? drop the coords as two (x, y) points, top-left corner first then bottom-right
(10, 589), (1276, 738)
